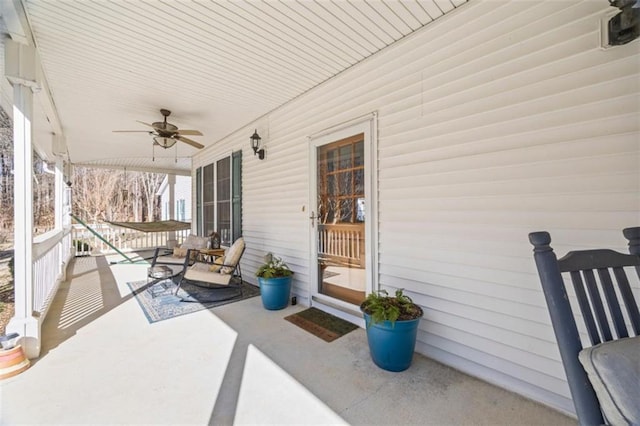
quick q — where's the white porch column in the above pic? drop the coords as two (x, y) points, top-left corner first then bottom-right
(167, 174), (176, 247)
(54, 157), (63, 229)
(63, 163), (72, 227)
(168, 174), (176, 220)
(6, 79), (39, 355)
(5, 40), (41, 358)
(54, 156), (69, 282)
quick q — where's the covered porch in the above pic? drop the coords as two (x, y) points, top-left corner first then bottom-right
(1, 0), (638, 422)
(1, 253), (573, 425)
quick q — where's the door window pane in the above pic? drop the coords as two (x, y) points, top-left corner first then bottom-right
(316, 133), (366, 306)
(354, 141), (364, 167)
(354, 169), (364, 195)
(338, 171), (352, 196)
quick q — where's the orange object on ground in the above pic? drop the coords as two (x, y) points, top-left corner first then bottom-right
(0, 345), (30, 379)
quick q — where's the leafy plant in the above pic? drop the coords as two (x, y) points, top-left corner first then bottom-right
(255, 253), (294, 278)
(360, 289), (423, 326)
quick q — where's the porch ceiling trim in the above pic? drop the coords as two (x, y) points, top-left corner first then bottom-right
(7, 0), (470, 174)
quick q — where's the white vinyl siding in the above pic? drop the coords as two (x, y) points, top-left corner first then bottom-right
(193, 0), (640, 416)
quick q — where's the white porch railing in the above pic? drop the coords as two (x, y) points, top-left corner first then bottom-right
(318, 223), (365, 268)
(71, 223), (190, 257)
(33, 227), (73, 315)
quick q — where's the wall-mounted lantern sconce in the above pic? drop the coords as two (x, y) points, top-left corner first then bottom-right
(250, 129), (265, 160)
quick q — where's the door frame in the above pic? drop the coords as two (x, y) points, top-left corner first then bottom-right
(308, 112), (378, 319)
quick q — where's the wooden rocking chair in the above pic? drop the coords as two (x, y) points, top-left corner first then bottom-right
(529, 227), (640, 425)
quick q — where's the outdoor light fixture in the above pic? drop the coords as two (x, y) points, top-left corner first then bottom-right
(153, 136), (177, 149)
(250, 129), (265, 160)
(607, 0), (640, 45)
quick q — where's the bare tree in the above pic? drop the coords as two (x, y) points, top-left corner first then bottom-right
(72, 167), (165, 223)
(0, 106), (61, 238)
(32, 154), (55, 234)
(0, 103), (167, 232)
(73, 168), (123, 222)
(139, 172), (164, 222)
(0, 108), (12, 243)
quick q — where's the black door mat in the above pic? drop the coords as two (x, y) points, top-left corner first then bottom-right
(284, 307), (359, 342)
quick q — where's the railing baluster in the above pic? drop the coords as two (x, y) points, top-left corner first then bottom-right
(33, 230), (72, 314)
(317, 224), (364, 267)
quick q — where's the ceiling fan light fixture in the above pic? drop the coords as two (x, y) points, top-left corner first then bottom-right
(153, 136), (177, 149)
(114, 109), (204, 154)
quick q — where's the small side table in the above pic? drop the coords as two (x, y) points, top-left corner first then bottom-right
(197, 248), (225, 263)
(147, 265), (176, 297)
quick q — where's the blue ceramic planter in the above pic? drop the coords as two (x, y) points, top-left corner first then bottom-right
(258, 276), (292, 310)
(363, 312), (422, 372)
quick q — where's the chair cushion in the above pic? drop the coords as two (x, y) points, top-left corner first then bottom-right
(181, 234), (208, 250)
(222, 238), (244, 274)
(185, 262), (232, 286)
(578, 336), (640, 426)
(209, 256), (225, 272)
(154, 255), (187, 265)
(173, 247), (188, 258)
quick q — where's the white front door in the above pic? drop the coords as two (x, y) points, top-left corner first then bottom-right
(309, 115), (377, 319)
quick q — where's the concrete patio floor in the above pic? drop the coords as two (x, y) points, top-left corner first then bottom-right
(1, 254), (576, 425)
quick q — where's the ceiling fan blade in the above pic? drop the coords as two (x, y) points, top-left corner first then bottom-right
(112, 130), (150, 133)
(177, 136), (204, 149)
(136, 120), (156, 128)
(176, 129), (203, 136)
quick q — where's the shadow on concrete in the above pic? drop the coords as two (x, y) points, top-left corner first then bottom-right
(35, 254), (143, 361)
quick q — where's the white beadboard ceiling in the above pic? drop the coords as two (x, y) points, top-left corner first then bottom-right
(10, 0), (468, 174)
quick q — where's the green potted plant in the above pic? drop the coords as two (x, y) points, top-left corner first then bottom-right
(360, 289), (424, 372)
(256, 253), (294, 310)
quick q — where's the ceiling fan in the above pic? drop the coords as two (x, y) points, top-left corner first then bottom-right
(113, 109), (205, 150)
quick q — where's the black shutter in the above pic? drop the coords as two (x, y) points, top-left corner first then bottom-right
(195, 167), (202, 236)
(232, 150), (242, 241)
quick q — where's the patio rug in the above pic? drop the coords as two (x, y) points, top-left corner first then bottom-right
(127, 279), (260, 323)
(284, 307), (358, 342)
